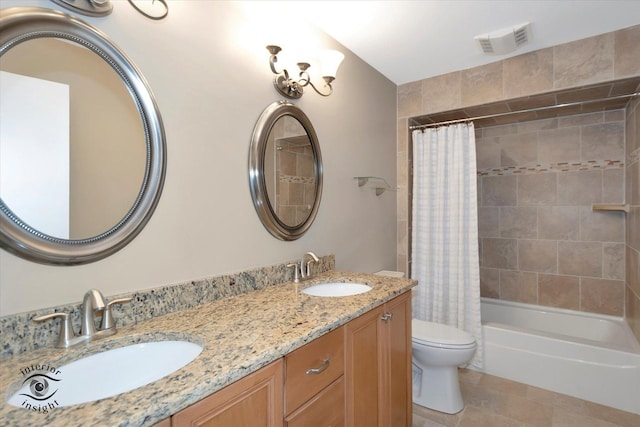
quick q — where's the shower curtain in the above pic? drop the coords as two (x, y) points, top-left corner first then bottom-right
(411, 123), (482, 368)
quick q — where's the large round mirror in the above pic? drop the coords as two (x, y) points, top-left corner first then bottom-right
(0, 7), (166, 265)
(249, 101), (322, 241)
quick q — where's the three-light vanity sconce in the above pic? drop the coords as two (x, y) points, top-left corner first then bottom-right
(267, 45), (344, 99)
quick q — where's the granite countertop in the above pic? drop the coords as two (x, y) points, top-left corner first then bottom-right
(0, 271), (416, 427)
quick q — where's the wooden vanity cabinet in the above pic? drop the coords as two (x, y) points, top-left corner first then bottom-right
(160, 291), (411, 427)
(171, 360), (283, 427)
(345, 292), (412, 427)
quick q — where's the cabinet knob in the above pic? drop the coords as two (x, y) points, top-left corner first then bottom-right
(305, 358), (330, 375)
(381, 312), (393, 322)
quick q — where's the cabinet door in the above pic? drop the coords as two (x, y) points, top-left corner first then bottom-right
(384, 292), (412, 427)
(172, 360), (284, 427)
(345, 305), (383, 427)
(345, 292), (412, 427)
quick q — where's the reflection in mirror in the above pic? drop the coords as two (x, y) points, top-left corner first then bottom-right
(265, 116), (315, 227)
(0, 7), (166, 265)
(0, 38), (146, 240)
(249, 101), (322, 241)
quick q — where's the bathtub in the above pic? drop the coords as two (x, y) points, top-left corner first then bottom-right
(479, 298), (640, 415)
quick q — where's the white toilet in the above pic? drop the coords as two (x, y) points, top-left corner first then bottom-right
(412, 319), (477, 414)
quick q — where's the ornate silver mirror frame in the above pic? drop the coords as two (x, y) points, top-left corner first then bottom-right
(249, 101), (323, 241)
(0, 7), (166, 265)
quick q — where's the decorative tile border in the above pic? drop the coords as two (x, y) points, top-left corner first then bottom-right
(279, 175), (315, 184)
(478, 160), (624, 177)
(0, 255), (335, 360)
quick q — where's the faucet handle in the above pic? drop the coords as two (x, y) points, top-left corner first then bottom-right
(304, 259), (316, 277)
(287, 263), (301, 283)
(34, 312), (76, 348)
(301, 251), (320, 277)
(107, 297), (133, 306)
(100, 297), (132, 332)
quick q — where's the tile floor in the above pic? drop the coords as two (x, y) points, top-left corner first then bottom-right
(412, 369), (640, 427)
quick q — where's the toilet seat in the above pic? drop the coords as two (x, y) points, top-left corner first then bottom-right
(412, 319), (476, 349)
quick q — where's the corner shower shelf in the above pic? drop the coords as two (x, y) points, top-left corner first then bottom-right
(592, 204), (630, 213)
(354, 176), (395, 196)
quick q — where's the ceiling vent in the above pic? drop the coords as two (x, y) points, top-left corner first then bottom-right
(475, 22), (532, 55)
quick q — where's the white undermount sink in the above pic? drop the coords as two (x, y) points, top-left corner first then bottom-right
(301, 282), (372, 297)
(8, 340), (202, 408)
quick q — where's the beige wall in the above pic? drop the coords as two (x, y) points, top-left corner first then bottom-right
(626, 96), (640, 340)
(397, 26), (640, 323)
(0, 1), (398, 315)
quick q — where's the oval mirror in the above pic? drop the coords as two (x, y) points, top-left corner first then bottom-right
(0, 7), (166, 265)
(249, 101), (322, 241)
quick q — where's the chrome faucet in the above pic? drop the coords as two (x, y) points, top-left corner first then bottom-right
(300, 251), (319, 280)
(80, 289), (107, 338)
(286, 252), (321, 283)
(34, 289), (132, 348)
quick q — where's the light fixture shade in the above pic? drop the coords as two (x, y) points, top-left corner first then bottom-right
(317, 49), (344, 78)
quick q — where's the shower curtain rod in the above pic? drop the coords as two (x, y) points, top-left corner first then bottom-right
(409, 91), (640, 130)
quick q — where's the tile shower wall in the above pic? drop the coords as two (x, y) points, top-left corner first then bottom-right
(275, 139), (314, 225)
(626, 96), (640, 341)
(269, 116), (315, 225)
(476, 111), (626, 315)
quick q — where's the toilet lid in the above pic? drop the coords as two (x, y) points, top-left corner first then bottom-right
(412, 319), (476, 347)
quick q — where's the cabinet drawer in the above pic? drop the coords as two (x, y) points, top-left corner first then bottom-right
(285, 326), (344, 413)
(285, 376), (345, 427)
